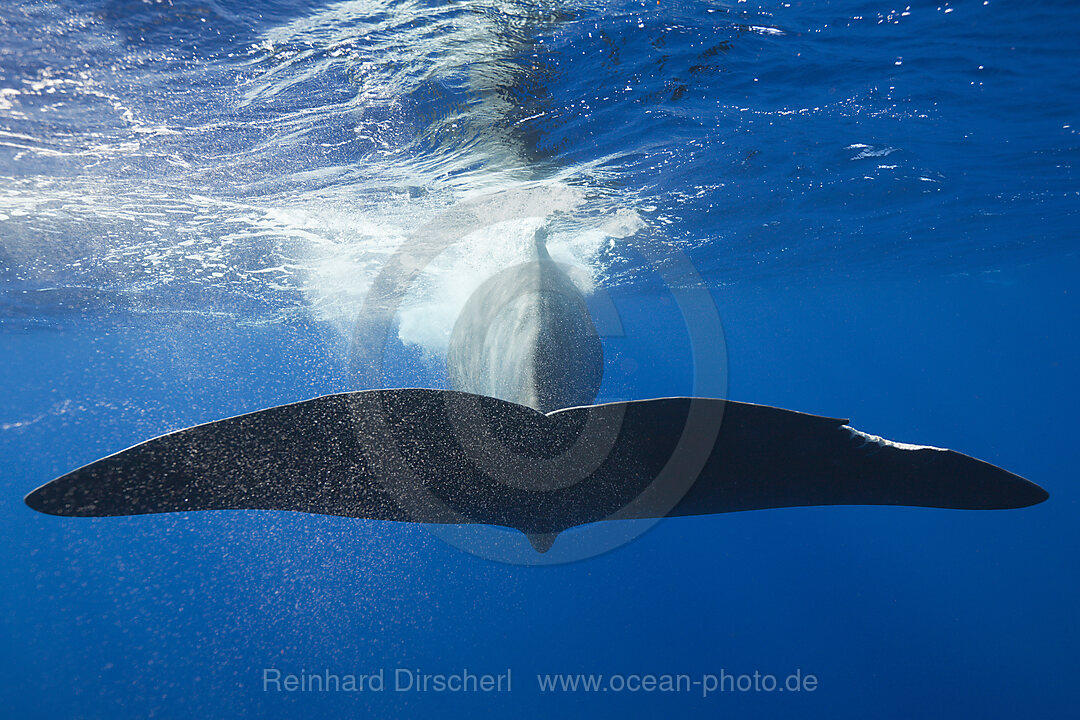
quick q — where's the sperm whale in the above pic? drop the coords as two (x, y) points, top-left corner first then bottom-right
(24, 229), (1048, 552)
(447, 227), (603, 413)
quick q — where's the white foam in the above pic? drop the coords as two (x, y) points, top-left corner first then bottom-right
(277, 181), (631, 357)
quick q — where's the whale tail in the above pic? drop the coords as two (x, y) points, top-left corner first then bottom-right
(24, 390), (1047, 551)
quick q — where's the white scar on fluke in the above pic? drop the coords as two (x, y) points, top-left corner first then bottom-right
(25, 227), (1047, 553)
(842, 425), (946, 453)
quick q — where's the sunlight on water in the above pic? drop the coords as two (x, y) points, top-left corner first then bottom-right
(0, 0), (1074, 335)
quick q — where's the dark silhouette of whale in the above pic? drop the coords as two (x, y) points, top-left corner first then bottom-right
(24, 229), (1048, 552)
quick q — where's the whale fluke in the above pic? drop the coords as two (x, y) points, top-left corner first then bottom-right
(22, 228), (1048, 552)
(24, 390), (1047, 549)
(526, 533), (559, 553)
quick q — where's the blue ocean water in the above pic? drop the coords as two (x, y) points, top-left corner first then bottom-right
(1, 0), (1077, 717)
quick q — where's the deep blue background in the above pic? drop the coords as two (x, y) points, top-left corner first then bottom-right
(1, 0), (1077, 717)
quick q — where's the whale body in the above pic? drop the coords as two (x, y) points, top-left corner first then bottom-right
(447, 227), (603, 413)
(24, 229), (1048, 552)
